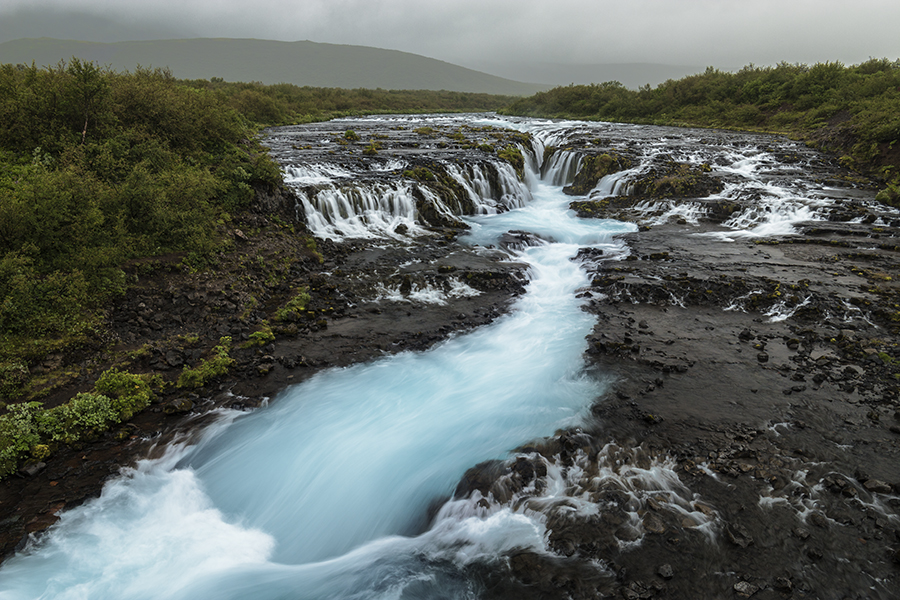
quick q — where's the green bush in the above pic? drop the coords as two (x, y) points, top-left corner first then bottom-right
(245, 322), (275, 347)
(0, 401), (44, 477)
(42, 392), (116, 444)
(94, 367), (153, 420)
(0, 60), (287, 365)
(0, 366), (156, 478)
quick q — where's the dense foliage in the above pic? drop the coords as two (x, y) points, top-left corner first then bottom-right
(0, 367), (156, 477)
(501, 59), (900, 198)
(0, 59), (282, 366)
(183, 78), (517, 126)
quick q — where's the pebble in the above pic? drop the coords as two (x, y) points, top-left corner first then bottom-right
(733, 581), (759, 597)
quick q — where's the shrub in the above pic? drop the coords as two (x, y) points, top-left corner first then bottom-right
(94, 367), (153, 420)
(245, 322), (275, 347)
(42, 392), (116, 444)
(0, 401), (44, 477)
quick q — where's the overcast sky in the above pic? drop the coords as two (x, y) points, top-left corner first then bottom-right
(2, 0), (899, 73)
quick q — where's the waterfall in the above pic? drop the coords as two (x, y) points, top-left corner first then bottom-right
(0, 117), (634, 599)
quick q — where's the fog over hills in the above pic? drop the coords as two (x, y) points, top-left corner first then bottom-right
(0, 37), (705, 94)
(0, 38), (551, 95)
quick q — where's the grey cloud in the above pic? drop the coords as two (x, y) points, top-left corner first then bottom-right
(1, 0), (898, 73)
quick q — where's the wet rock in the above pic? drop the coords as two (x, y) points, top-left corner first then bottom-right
(163, 398), (194, 415)
(733, 581), (759, 597)
(657, 564), (674, 580)
(808, 512), (830, 529)
(863, 479), (892, 494)
(454, 460), (505, 498)
(726, 523), (753, 548)
(773, 577), (793, 593)
(399, 275), (412, 296)
(18, 461), (46, 477)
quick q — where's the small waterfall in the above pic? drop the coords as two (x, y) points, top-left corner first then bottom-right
(541, 150), (582, 186)
(444, 163), (502, 215)
(294, 181), (422, 240)
(492, 160), (532, 209)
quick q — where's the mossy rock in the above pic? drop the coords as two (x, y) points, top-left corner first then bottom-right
(563, 153), (632, 196)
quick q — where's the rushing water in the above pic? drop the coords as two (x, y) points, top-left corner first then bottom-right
(2, 114), (887, 599)
(0, 118), (633, 600)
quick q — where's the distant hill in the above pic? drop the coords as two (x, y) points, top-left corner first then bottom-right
(466, 60), (705, 90)
(0, 37), (550, 96)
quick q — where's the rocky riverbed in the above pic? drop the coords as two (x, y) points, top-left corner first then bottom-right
(2, 115), (899, 599)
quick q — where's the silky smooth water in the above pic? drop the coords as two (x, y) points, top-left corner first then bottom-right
(0, 123), (632, 599)
(1, 114), (855, 599)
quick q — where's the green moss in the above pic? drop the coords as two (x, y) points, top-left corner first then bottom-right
(177, 337), (235, 388)
(275, 288), (312, 322)
(244, 321), (275, 347)
(403, 167), (436, 182)
(497, 145), (525, 179)
(343, 129), (360, 141)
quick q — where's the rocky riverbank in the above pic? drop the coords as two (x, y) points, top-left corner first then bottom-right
(451, 135), (900, 598)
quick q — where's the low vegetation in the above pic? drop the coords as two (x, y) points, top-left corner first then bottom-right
(183, 79), (517, 126)
(176, 337), (235, 388)
(0, 59), (281, 379)
(0, 368), (156, 477)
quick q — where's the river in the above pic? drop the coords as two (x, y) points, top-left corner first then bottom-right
(1, 115), (893, 599)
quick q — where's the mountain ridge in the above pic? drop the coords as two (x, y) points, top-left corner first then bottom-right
(0, 37), (551, 95)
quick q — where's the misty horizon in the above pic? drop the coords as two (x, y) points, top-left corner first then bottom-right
(1, 0), (898, 87)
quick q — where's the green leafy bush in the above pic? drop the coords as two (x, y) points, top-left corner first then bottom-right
(0, 401), (44, 476)
(0, 60), (283, 366)
(0, 366), (156, 478)
(94, 367), (153, 420)
(245, 322), (275, 347)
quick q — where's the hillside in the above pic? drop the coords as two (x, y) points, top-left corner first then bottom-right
(0, 37), (549, 96)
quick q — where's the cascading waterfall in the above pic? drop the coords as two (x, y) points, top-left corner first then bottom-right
(0, 117), (634, 600)
(288, 154), (533, 240)
(1, 114), (878, 600)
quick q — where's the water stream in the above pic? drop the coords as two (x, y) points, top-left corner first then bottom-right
(0, 118), (633, 600)
(0, 114), (886, 599)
